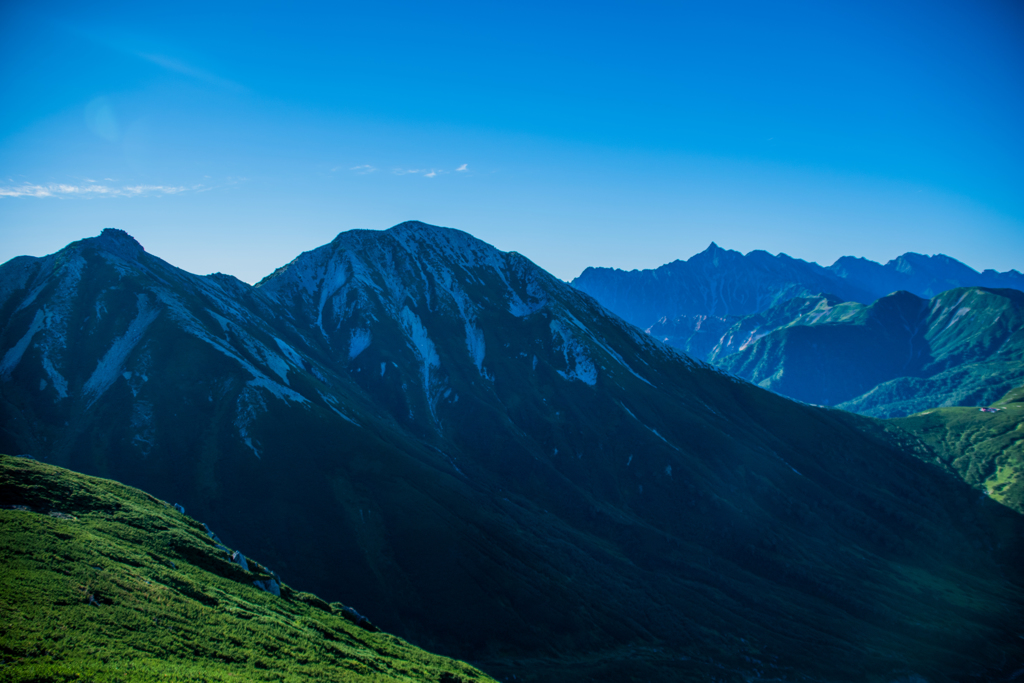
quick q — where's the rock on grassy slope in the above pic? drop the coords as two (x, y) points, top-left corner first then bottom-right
(0, 454), (493, 683)
(2, 224), (1024, 682)
(885, 385), (1024, 514)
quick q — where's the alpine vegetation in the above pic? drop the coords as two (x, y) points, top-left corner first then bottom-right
(0, 454), (494, 682)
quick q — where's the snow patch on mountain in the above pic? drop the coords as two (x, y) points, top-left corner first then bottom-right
(274, 337), (304, 366)
(235, 384), (267, 458)
(564, 311), (653, 386)
(316, 259), (351, 336)
(425, 260), (490, 377)
(618, 401), (677, 449)
(207, 309), (293, 385)
(550, 320), (597, 386)
(508, 271), (549, 317)
(349, 328), (372, 360)
(151, 289), (306, 403)
(234, 376), (308, 458)
(465, 323), (486, 374)
(13, 281), (48, 315)
(317, 390), (359, 425)
(40, 357), (69, 399)
(83, 294), (160, 405)
(943, 306), (972, 332)
(0, 309), (45, 379)
(400, 306), (442, 418)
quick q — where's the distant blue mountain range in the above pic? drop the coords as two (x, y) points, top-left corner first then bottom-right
(572, 243), (1024, 330)
(572, 245), (1024, 417)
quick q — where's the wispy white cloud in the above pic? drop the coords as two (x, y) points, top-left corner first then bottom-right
(348, 164), (469, 178)
(72, 28), (246, 93)
(0, 182), (201, 198)
(392, 167), (454, 178)
(137, 53), (246, 92)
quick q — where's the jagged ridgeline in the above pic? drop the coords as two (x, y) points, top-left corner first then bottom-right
(710, 287), (1024, 418)
(0, 454), (494, 682)
(1, 223), (1024, 682)
(574, 245), (1024, 420)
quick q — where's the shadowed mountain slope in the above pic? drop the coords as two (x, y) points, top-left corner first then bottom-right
(712, 287), (1024, 417)
(0, 454), (494, 683)
(1, 223), (1023, 682)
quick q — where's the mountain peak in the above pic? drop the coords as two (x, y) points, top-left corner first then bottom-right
(389, 219), (438, 232)
(690, 240), (741, 265)
(387, 220), (477, 245)
(92, 228), (145, 261)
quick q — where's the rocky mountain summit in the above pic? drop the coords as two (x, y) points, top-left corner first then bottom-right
(1, 223), (1022, 682)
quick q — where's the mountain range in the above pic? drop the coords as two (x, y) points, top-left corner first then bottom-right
(1, 224), (1022, 682)
(573, 244), (1024, 417)
(711, 287), (1024, 417)
(573, 243), (1024, 331)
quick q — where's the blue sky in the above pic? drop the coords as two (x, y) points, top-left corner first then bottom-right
(2, 0), (1022, 282)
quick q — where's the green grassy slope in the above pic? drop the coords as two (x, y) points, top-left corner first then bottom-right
(888, 386), (1024, 514)
(0, 454), (493, 683)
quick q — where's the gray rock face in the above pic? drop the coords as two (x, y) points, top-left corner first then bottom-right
(252, 579), (280, 597)
(231, 550), (249, 572)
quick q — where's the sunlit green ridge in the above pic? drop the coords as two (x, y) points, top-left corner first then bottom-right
(888, 385), (1024, 514)
(0, 454), (494, 683)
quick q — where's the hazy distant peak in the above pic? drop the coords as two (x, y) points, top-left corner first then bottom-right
(690, 241), (742, 265)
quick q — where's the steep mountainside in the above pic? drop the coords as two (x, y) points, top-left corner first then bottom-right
(645, 313), (735, 360)
(0, 454), (493, 683)
(573, 245), (1024, 335)
(2, 224), (1023, 682)
(884, 386), (1024, 514)
(705, 294), (850, 360)
(713, 287), (1024, 417)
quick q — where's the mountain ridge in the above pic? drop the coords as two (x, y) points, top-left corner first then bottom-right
(573, 242), (1024, 331)
(2, 222), (1023, 682)
(712, 286), (1024, 417)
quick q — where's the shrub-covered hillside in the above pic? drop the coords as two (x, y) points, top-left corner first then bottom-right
(889, 386), (1024, 514)
(0, 454), (494, 683)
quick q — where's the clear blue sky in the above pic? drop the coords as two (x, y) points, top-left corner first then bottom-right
(2, 0), (1022, 282)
